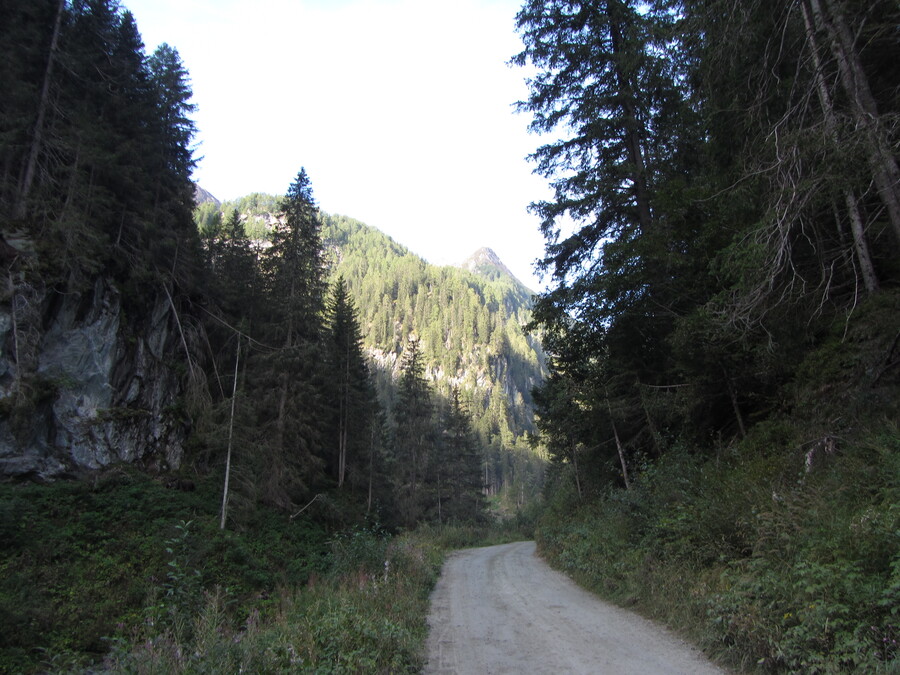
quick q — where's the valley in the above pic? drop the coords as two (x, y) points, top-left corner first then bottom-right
(2, 0), (898, 672)
(197, 193), (548, 510)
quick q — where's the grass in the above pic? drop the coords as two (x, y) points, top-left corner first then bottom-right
(0, 467), (534, 674)
(95, 528), (445, 674)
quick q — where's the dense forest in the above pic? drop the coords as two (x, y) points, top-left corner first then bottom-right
(0, 0), (528, 530)
(516, 0), (900, 671)
(197, 196), (547, 510)
(188, 167), (506, 530)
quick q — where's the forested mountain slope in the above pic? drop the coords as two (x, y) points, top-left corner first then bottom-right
(1, 2), (543, 671)
(197, 195), (547, 506)
(1, 1), (199, 478)
(322, 214), (544, 433)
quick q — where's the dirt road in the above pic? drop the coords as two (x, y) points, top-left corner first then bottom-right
(424, 541), (724, 674)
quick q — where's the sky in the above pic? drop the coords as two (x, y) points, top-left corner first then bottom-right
(124, 0), (551, 291)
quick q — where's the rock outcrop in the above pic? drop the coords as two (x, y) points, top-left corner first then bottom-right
(0, 275), (187, 479)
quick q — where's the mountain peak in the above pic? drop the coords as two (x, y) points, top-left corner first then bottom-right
(193, 183), (220, 206)
(461, 247), (512, 279)
(469, 246), (503, 265)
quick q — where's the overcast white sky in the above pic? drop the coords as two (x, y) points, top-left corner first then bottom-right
(125, 0), (550, 291)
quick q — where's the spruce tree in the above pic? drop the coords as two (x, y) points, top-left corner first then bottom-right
(441, 387), (486, 522)
(326, 276), (374, 489)
(251, 168), (328, 509)
(393, 336), (435, 526)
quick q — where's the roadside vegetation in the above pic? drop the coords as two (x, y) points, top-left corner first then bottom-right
(515, 0), (900, 671)
(0, 468), (534, 674)
(534, 295), (900, 673)
(538, 423), (899, 673)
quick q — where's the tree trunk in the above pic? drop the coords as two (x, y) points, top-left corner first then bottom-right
(609, 414), (631, 490)
(15, 0), (65, 219)
(810, 0), (900, 248)
(724, 368), (747, 438)
(845, 191), (880, 293)
(437, 469), (443, 524)
(220, 340), (240, 530)
(605, 390), (631, 490)
(337, 382), (345, 487)
(8, 274), (21, 401)
(801, 0), (879, 292)
(570, 442), (583, 499)
(162, 282), (196, 378)
(367, 423), (375, 514)
(275, 278), (296, 453)
(337, 336), (350, 487)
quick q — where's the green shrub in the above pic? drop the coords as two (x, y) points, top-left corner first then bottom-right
(0, 469), (329, 674)
(536, 424), (900, 673)
(97, 530), (443, 674)
(0, 469), (545, 673)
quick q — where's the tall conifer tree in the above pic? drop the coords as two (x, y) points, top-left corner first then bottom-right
(251, 168), (328, 509)
(393, 336), (434, 525)
(440, 387), (486, 522)
(326, 276), (374, 489)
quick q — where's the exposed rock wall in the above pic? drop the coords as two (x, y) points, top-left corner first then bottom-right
(0, 276), (187, 478)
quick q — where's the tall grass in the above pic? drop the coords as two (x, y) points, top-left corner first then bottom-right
(98, 528), (444, 674)
(95, 519), (537, 673)
(1, 467), (534, 674)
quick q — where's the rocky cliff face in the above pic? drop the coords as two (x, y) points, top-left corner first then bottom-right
(0, 275), (187, 479)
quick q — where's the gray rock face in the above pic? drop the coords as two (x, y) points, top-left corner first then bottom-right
(0, 278), (187, 479)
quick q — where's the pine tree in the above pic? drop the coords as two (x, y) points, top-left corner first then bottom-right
(2, 0), (204, 289)
(512, 0), (682, 284)
(250, 168), (329, 509)
(144, 42), (198, 284)
(326, 276), (374, 489)
(515, 0), (704, 458)
(5, 0), (65, 219)
(216, 210), (259, 318)
(440, 387), (486, 522)
(393, 336), (435, 526)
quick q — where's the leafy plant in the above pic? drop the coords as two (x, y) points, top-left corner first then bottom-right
(536, 424), (900, 673)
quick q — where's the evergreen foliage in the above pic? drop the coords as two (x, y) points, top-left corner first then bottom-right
(436, 388), (488, 523)
(194, 201), (548, 512)
(517, 0), (900, 489)
(321, 214), (547, 508)
(0, 0), (506, 530)
(10, 0), (898, 669)
(193, 182), (509, 527)
(0, 2), (529, 670)
(0, 0), (205, 481)
(517, 1), (899, 671)
(1, 0), (200, 293)
(245, 169), (329, 509)
(325, 276), (375, 493)
(392, 337), (436, 526)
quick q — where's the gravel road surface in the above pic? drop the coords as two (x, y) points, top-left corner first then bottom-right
(424, 540), (724, 674)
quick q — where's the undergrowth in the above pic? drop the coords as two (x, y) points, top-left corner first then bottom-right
(0, 468), (532, 674)
(95, 526), (444, 674)
(536, 423), (900, 673)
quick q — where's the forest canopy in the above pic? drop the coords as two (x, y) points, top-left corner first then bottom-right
(515, 0), (900, 489)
